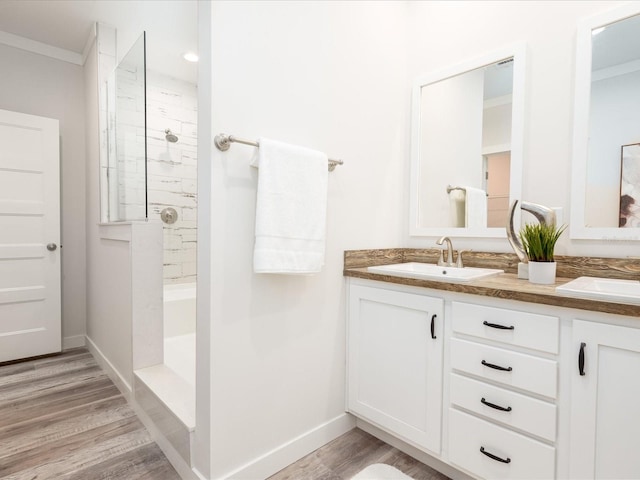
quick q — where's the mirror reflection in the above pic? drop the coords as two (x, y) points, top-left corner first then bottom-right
(585, 13), (640, 229)
(412, 54), (519, 236)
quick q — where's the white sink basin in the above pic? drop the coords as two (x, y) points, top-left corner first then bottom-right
(556, 276), (640, 305)
(367, 262), (504, 283)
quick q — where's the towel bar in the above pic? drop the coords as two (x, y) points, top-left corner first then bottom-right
(447, 185), (466, 194)
(447, 185), (489, 197)
(214, 133), (344, 171)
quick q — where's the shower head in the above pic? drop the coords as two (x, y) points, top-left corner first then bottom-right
(165, 129), (179, 143)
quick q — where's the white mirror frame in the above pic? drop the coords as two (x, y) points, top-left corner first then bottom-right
(570, 3), (640, 240)
(409, 43), (527, 238)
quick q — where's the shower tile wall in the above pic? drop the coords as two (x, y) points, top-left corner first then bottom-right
(112, 59), (147, 221)
(145, 71), (197, 284)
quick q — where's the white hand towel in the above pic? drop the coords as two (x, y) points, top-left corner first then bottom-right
(448, 189), (466, 227)
(253, 138), (328, 274)
(464, 186), (487, 228)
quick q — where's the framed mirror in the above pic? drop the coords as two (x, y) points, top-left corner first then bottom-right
(570, 4), (640, 240)
(409, 43), (526, 238)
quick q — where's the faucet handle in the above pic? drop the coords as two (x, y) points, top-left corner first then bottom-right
(438, 249), (446, 266)
(456, 250), (467, 268)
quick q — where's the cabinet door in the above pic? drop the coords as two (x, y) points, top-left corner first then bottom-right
(570, 320), (640, 479)
(347, 284), (444, 454)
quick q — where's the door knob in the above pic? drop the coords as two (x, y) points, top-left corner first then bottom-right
(47, 243), (57, 251)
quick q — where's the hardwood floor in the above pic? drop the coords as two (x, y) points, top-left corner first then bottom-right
(268, 428), (450, 480)
(0, 348), (179, 480)
(1, 348), (449, 480)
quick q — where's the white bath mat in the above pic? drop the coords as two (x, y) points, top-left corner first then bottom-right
(351, 463), (414, 480)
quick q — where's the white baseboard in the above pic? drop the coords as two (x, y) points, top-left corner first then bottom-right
(217, 413), (356, 480)
(192, 468), (207, 480)
(63, 334), (86, 350)
(85, 335), (132, 402)
(355, 419), (472, 480)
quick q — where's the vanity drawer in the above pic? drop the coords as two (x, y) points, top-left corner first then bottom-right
(451, 338), (558, 398)
(450, 373), (557, 441)
(449, 408), (556, 480)
(452, 301), (559, 354)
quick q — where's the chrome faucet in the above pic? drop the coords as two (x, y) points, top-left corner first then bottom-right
(436, 236), (455, 267)
(456, 250), (466, 268)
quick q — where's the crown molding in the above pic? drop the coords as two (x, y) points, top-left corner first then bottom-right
(0, 29), (83, 65)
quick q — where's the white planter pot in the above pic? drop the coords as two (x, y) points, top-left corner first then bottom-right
(528, 261), (557, 285)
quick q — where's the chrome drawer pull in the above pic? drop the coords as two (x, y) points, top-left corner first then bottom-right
(481, 397), (512, 412)
(483, 320), (514, 330)
(480, 446), (511, 464)
(481, 359), (513, 372)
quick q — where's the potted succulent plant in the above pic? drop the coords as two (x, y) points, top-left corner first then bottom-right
(519, 222), (567, 284)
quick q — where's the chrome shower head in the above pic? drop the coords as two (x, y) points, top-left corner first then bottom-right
(165, 129), (179, 143)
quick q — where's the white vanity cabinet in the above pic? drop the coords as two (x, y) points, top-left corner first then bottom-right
(347, 282), (444, 454)
(447, 301), (559, 480)
(569, 319), (640, 480)
(346, 274), (640, 480)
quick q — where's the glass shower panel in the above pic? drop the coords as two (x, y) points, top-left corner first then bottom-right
(106, 31), (147, 221)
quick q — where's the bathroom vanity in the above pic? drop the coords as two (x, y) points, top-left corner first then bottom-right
(344, 249), (640, 480)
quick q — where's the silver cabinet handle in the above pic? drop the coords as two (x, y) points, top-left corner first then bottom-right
(47, 243), (57, 251)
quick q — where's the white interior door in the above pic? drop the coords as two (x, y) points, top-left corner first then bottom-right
(0, 108), (60, 362)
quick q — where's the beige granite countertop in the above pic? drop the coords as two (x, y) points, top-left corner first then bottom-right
(344, 249), (640, 318)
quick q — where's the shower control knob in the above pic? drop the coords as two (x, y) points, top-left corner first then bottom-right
(161, 207), (178, 225)
(47, 243), (57, 251)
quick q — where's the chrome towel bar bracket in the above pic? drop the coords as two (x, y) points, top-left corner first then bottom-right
(447, 185), (466, 194)
(214, 133), (344, 172)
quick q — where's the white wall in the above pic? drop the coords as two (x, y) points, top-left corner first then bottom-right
(405, 0), (634, 257)
(419, 68), (484, 227)
(483, 101), (512, 148)
(204, 1), (408, 477)
(84, 43), (134, 388)
(0, 43), (87, 349)
(586, 68), (640, 227)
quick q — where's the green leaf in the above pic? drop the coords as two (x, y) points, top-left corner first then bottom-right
(518, 223), (566, 262)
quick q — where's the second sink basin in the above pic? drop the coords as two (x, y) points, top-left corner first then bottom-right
(555, 276), (640, 305)
(367, 262), (504, 283)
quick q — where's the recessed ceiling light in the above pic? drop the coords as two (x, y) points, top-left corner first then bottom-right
(183, 52), (199, 63)
(592, 27), (606, 36)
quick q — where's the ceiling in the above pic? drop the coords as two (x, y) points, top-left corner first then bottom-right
(3, 2), (636, 86)
(484, 60), (513, 100)
(0, 0), (198, 83)
(592, 12), (640, 72)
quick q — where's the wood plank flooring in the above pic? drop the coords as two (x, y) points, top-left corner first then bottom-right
(1, 348), (450, 480)
(0, 348), (180, 480)
(267, 428), (450, 480)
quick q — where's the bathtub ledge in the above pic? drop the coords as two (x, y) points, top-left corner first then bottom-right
(134, 364), (195, 431)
